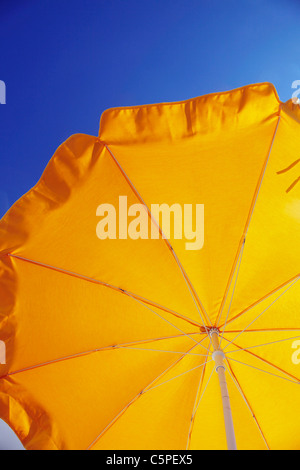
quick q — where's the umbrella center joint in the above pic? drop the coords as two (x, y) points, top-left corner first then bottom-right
(209, 328), (226, 371)
(212, 350), (225, 368)
(208, 327), (220, 338)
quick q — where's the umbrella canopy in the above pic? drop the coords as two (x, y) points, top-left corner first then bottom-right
(0, 82), (299, 450)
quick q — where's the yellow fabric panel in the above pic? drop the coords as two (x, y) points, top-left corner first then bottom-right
(1, 336), (202, 450)
(222, 330), (300, 383)
(99, 83), (280, 143)
(1, 256), (202, 376)
(223, 279), (300, 333)
(220, 104), (300, 324)
(0, 134), (203, 325)
(99, 84), (281, 324)
(189, 360), (267, 450)
(226, 348), (300, 450)
(92, 339), (210, 450)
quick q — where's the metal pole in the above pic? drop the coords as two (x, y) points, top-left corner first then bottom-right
(210, 329), (237, 450)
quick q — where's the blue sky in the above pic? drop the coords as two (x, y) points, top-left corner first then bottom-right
(0, 0), (299, 449)
(1, 0), (300, 219)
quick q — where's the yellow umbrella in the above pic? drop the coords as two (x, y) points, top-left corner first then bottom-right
(0, 82), (299, 450)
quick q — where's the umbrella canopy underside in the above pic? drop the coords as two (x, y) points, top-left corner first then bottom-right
(0, 82), (299, 449)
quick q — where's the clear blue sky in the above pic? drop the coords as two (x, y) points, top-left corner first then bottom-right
(0, 0), (300, 449)
(1, 0), (300, 219)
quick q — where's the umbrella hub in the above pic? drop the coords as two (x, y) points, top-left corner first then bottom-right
(209, 328), (226, 367)
(208, 327), (220, 338)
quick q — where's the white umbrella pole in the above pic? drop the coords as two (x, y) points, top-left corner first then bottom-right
(210, 329), (237, 450)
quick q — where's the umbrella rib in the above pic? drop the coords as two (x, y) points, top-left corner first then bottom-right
(8, 253), (201, 329)
(142, 359), (213, 394)
(225, 335), (300, 355)
(185, 348), (211, 450)
(125, 290), (209, 350)
(186, 367), (215, 450)
(192, 365), (214, 418)
(86, 338), (208, 450)
(101, 141), (212, 329)
(225, 358), (270, 450)
(0, 332), (201, 380)
(223, 338), (300, 383)
(222, 276), (300, 351)
(215, 109), (282, 327)
(219, 238), (246, 344)
(226, 356), (299, 385)
(219, 274), (300, 330)
(118, 346), (210, 356)
(221, 327), (300, 334)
